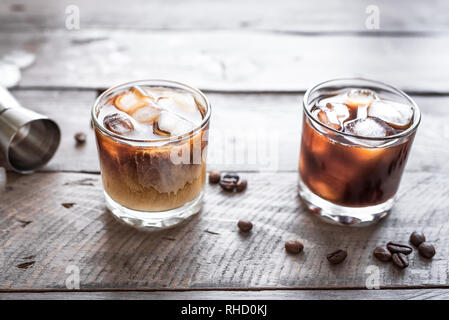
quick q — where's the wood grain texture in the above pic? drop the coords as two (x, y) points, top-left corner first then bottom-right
(0, 171), (448, 291)
(1, 0), (448, 297)
(2, 30), (449, 92)
(3, 90), (448, 174)
(1, 289), (449, 300)
(1, 0), (448, 33)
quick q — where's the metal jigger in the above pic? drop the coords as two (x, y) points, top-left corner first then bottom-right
(0, 86), (60, 173)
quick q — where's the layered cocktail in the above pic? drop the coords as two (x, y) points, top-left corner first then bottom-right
(92, 80), (210, 229)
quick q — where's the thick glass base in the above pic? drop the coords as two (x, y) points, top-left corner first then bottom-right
(105, 191), (203, 230)
(298, 179), (393, 227)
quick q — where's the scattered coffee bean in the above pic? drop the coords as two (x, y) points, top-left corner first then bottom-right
(418, 242), (435, 259)
(219, 173), (240, 192)
(373, 246), (392, 262)
(219, 179), (236, 192)
(222, 173), (240, 183)
(209, 171), (221, 184)
(74, 132), (86, 144)
(327, 249), (347, 264)
(386, 242), (413, 255)
(237, 220), (253, 232)
(392, 253), (409, 269)
(285, 240), (304, 254)
(236, 179), (247, 192)
(410, 231), (426, 247)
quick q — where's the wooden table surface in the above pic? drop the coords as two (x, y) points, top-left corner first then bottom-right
(1, 0), (449, 300)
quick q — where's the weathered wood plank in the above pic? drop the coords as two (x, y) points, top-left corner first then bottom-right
(1, 288), (449, 300)
(2, 30), (449, 92)
(3, 90), (448, 174)
(1, 0), (448, 33)
(0, 171), (448, 290)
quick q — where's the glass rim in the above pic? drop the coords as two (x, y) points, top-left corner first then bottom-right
(302, 77), (421, 141)
(91, 79), (211, 143)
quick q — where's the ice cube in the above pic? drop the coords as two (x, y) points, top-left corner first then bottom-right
(344, 117), (395, 138)
(345, 89), (378, 108)
(317, 109), (341, 130)
(357, 105), (368, 119)
(143, 87), (171, 100)
(368, 100), (414, 130)
(153, 111), (195, 137)
(157, 93), (202, 125)
(317, 92), (347, 108)
(113, 87), (153, 114)
(103, 112), (135, 135)
(130, 102), (161, 123)
(327, 102), (350, 123)
(314, 102), (350, 130)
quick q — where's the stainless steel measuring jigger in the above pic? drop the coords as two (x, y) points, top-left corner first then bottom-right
(0, 86), (60, 173)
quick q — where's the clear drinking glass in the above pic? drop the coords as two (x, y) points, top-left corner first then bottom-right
(298, 78), (421, 226)
(92, 80), (211, 229)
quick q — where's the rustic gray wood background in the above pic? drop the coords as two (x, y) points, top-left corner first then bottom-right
(0, 0), (448, 300)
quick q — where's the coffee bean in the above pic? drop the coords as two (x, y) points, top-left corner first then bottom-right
(236, 179), (247, 192)
(219, 173), (240, 192)
(386, 242), (413, 255)
(237, 220), (253, 232)
(373, 246), (392, 262)
(219, 179), (236, 192)
(410, 231), (426, 247)
(209, 171), (221, 184)
(285, 240), (304, 254)
(74, 132), (86, 144)
(222, 173), (240, 183)
(418, 242), (435, 259)
(327, 249), (347, 264)
(392, 253), (409, 269)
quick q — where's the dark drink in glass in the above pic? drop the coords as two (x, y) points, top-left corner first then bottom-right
(299, 79), (420, 226)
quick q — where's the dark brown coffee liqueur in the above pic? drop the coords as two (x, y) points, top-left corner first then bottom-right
(327, 249), (347, 264)
(209, 171), (221, 184)
(386, 242), (412, 255)
(392, 253), (409, 269)
(373, 246), (392, 262)
(300, 90), (416, 207)
(418, 242), (435, 259)
(237, 220), (253, 232)
(410, 231), (426, 247)
(285, 240), (304, 254)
